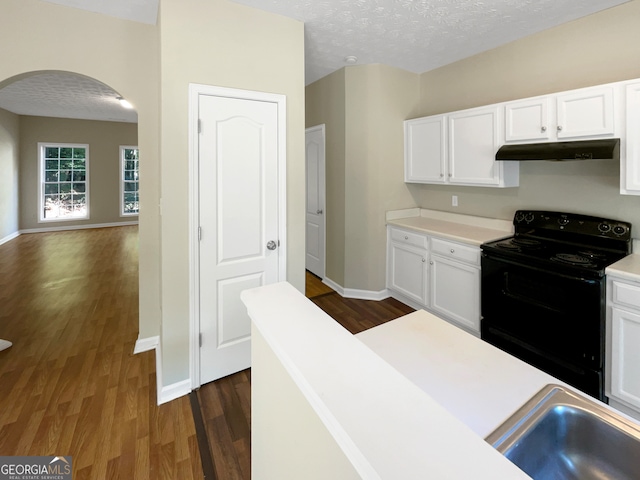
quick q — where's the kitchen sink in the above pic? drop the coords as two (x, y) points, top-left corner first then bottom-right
(485, 384), (640, 480)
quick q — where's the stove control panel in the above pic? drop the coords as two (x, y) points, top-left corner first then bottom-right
(513, 210), (632, 241)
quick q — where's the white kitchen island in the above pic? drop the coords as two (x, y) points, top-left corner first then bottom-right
(242, 282), (539, 480)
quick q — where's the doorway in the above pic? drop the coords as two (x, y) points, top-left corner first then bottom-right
(305, 124), (326, 279)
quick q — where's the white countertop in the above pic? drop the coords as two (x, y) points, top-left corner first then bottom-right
(357, 309), (557, 437)
(607, 253), (640, 282)
(242, 282), (531, 479)
(387, 208), (512, 246)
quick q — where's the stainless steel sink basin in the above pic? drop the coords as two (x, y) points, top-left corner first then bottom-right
(485, 384), (640, 480)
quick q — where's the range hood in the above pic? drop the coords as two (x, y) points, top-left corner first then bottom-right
(495, 138), (620, 161)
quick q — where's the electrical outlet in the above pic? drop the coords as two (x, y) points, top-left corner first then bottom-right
(452, 195), (458, 207)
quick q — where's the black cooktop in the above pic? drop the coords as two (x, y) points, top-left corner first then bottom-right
(481, 210), (632, 277)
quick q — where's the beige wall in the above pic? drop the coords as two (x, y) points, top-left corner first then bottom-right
(306, 65), (420, 291)
(0, 0), (161, 340)
(411, 0), (640, 228)
(19, 116), (137, 229)
(306, 69), (347, 286)
(0, 108), (19, 242)
(158, 0), (305, 385)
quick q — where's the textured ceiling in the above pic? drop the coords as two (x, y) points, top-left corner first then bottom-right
(0, 0), (629, 122)
(0, 73), (138, 123)
(231, 0), (629, 85)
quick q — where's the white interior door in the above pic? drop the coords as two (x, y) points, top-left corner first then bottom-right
(305, 125), (326, 278)
(198, 92), (282, 385)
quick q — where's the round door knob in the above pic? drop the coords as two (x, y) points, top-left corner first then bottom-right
(404, 235), (409, 240)
(429, 260), (433, 265)
(266, 240), (277, 251)
(557, 125), (563, 131)
(450, 248), (455, 253)
(541, 126), (547, 132)
(316, 209), (323, 215)
(422, 258), (426, 263)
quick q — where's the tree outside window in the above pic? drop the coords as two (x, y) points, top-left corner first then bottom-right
(121, 146), (139, 216)
(39, 143), (89, 221)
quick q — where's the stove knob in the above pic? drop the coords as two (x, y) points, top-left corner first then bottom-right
(558, 217), (569, 226)
(515, 212), (525, 223)
(598, 223), (611, 233)
(525, 213), (535, 223)
(613, 225), (628, 236)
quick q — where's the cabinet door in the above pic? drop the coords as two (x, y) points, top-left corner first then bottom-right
(387, 242), (428, 306)
(429, 254), (480, 334)
(448, 106), (501, 186)
(556, 86), (615, 139)
(610, 306), (640, 410)
(624, 82), (640, 194)
(504, 97), (551, 143)
(404, 116), (447, 183)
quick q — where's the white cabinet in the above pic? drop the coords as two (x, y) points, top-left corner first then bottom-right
(405, 106), (519, 188)
(504, 85), (617, 144)
(556, 86), (616, 139)
(386, 226), (481, 336)
(623, 82), (640, 195)
(606, 275), (640, 418)
(404, 115), (447, 183)
(429, 238), (480, 334)
(387, 227), (428, 305)
(504, 97), (551, 143)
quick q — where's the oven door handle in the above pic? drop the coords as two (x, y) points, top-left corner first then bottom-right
(501, 287), (564, 314)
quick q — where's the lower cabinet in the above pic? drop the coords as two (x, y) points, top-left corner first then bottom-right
(607, 275), (640, 417)
(387, 226), (481, 335)
(430, 254), (480, 333)
(387, 241), (428, 305)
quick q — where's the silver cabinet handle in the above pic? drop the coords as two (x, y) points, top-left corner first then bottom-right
(541, 126), (547, 132)
(450, 248), (455, 253)
(422, 258), (426, 263)
(429, 260), (433, 265)
(266, 240), (277, 251)
(316, 209), (323, 215)
(557, 125), (563, 131)
(404, 235), (409, 240)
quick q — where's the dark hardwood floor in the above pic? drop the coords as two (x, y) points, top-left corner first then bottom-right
(193, 271), (414, 479)
(0, 227), (203, 480)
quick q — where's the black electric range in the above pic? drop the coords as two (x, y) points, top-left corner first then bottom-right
(480, 210), (632, 401)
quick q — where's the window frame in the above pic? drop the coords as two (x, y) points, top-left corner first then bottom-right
(120, 145), (140, 217)
(38, 142), (90, 223)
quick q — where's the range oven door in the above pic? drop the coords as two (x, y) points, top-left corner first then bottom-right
(481, 252), (606, 401)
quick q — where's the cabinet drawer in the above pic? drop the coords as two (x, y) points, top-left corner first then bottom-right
(389, 227), (428, 249)
(431, 237), (480, 265)
(612, 280), (640, 310)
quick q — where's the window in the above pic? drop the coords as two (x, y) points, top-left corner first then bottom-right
(120, 146), (139, 216)
(39, 143), (89, 221)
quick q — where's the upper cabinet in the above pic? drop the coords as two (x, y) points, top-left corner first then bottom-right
(405, 105), (519, 188)
(623, 81), (640, 195)
(504, 85), (617, 144)
(405, 79), (638, 194)
(404, 115), (447, 184)
(504, 97), (551, 143)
